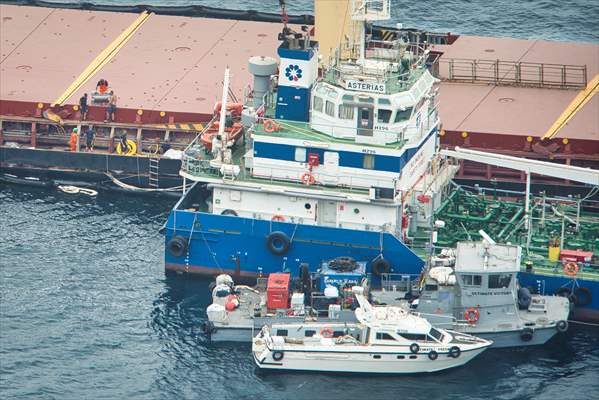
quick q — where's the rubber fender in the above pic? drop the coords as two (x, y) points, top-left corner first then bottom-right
(167, 235), (188, 257)
(574, 287), (592, 306)
(272, 351), (284, 361)
(409, 343), (419, 354)
(372, 258), (391, 276)
(221, 209), (238, 216)
(428, 350), (438, 360)
(520, 327), (534, 342)
(518, 287), (532, 310)
(449, 346), (461, 358)
(556, 320), (569, 333)
(266, 231), (290, 256)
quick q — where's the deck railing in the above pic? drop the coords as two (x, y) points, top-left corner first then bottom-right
(439, 58), (587, 89)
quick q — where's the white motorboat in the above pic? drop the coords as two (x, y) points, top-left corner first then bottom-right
(252, 288), (492, 374)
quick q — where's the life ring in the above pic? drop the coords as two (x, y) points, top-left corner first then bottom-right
(563, 262), (579, 277)
(300, 171), (315, 186)
(272, 351), (284, 361)
(266, 231), (290, 255)
(409, 343), (419, 354)
(428, 350), (438, 360)
(116, 139), (137, 156)
(556, 320), (569, 333)
(271, 215), (286, 222)
(371, 258), (391, 277)
(574, 287), (592, 306)
(167, 235), (188, 257)
(263, 119), (278, 133)
(448, 346), (461, 358)
(320, 328), (334, 338)
(520, 327), (534, 342)
(221, 209), (238, 216)
(464, 307), (480, 324)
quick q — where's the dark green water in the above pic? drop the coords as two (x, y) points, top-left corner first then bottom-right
(1, 185), (599, 399)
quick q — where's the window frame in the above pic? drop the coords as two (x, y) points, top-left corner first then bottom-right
(313, 96), (323, 112)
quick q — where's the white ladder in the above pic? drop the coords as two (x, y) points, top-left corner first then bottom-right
(149, 156), (160, 188)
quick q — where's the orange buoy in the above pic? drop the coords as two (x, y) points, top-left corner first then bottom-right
(464, 307), (479, 324)
(563, 262), (579, 277)
(271, 215), (286, 222)
(300, 171), (315, 186)
(263, 119), (278, 133)
(320, 327), (334, 338)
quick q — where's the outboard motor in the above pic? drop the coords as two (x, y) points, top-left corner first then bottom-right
(518, 287), (532, 310)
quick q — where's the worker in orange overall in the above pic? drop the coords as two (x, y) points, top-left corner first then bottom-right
(69, 127), (79, 151)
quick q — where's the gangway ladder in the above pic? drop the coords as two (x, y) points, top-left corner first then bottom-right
(149, 156), (160, 188)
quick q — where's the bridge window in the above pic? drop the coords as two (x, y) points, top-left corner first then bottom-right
(295, 147), (307, 162)
(342, 94), (355, 101)
(305, 330), (316, 337)
(276, 329), (288, 337)
(325, 100), (335, 117)
(313, 96), (323, 112)
(429, 328), (444, 342)
(462, 274), (482, 287)
(489, 274), (512, 289)
(394, 107), (413, 122)
(378, 98), (391, 105)
(397, 333), (427, 341)
(339, 104), (354, 120)
(377, 109), (392, 123)
(363, 154), (375, 169)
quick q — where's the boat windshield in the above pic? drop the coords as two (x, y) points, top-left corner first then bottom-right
(428, 328), (444, 342)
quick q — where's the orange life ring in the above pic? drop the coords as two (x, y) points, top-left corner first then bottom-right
(300, 172), (315, 186)
(563, 262), (579, 277)
(320, 327), (334, 338)
(263, 119), (278, 133)
(271, 215), (286, 222)
(464, 307), (479, 324)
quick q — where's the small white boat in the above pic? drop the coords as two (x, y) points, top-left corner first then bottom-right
(252, 288), (492, 374)
(58, 185), (98, 196)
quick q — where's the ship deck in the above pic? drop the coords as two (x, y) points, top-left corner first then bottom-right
(1, 3), (597, 147)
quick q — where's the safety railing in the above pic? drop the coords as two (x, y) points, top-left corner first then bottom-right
(438, 58), (587, 89)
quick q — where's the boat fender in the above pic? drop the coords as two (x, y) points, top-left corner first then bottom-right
(409, 343), (419, 354)
(555, 287), (577, 310)
(300, 171), (315, 186)
(263, 119), (278, 133)
(520, 327), (534, 342)
(271, 214), (286, 222)
(517, 287), (532, 310)
(221, 209), (238, 216)
(167, 235), (188, 257)
(371, 258), (391, 276)
(202, 321), (216, 335)
(556, 320), (569, 333)
(464, 307), (480, 324)
(449, 346), (461, 358)
(266, 231), (290, 256)
(428, 350), (438, 360)
(563, 262), (579, 277)
(574, 287), (592, 306)
(272, 351), (284, 361)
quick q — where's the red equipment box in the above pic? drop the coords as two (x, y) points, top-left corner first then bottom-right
(559, 249), (593, 263)
(267, 273), (290, 310)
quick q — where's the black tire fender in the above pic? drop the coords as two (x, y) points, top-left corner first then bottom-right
(449, 346), (461, 358)
(410, 343), (419, 354)
(574, 287), (592, 306)
(372, 258), (391, 276)
(221, 209), (238, 216)
(272, 351), (284, 361)
(266, 231), (290, 256)
(556, 320), (569, 333)
(521, 327), (534, 342)
(428, 350), (438, 360)
(167, 235), (188, 257)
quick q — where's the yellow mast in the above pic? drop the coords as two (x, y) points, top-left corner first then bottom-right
(314, 0), (359, 62)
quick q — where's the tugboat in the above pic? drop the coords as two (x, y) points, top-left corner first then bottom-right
(252, 287), (492, 374)
(374, 236), (571, 348)
(163, 0), (455, 278)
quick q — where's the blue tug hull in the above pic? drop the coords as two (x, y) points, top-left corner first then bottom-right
(163, 209), (425, 279)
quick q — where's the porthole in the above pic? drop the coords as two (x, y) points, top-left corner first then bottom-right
(305, 203), (312, 210)
(354, 208), (360, 214)
(373, 355), (381, 359)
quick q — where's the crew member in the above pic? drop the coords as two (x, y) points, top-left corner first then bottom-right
(79, 93), (88, 121)
(85, 126), (95, 152)
(119, 131), (129, 154)
(105, 91), (117, 122)
(96, 79), (109, 94)
(69, 127), (79, 151)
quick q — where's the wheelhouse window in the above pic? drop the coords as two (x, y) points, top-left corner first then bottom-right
(378, 98), (391, 105)
(325, 100), (335, 117)
(375, 332), (396, 341)
(394, 107), (413, 122)
(338, 104), (354, 120)
(377, 109), (392, 123)
(462, 274), (482, 287)
(397, 333), (427, 341)
(428, 328), (444, 342)
(489, 274), (512, 289)
(313, 96), (323, 112)
(363, 154), (375, 170)
(295, 147), (307, 162)
(276, 329), (288, 337)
